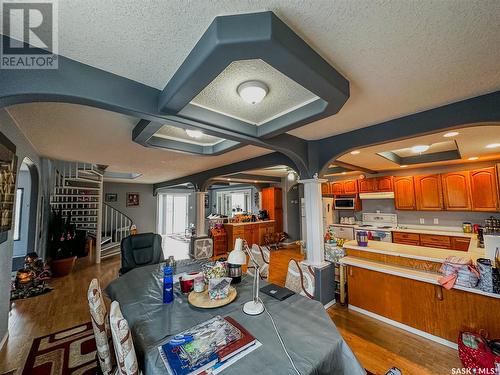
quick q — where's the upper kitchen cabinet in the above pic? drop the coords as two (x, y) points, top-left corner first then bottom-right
(321, 182), (330, 195)
(330, 181), (344, 195)
(358, 176), (393, 193)
(376, 176), (394, 192)
(358, 178), (375, 193)
(414, 174), (443, 211)
(394, 176), (416, 210)
(343, 180), (358, 195)
(441, 171), (471, 211)
(469, 167), (499, 211)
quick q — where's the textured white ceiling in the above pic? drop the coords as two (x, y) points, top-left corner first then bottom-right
(338, 125), (500, 172)
(191, 59), (317, 125)
(6, 103), (271, 183)
(4, 0), (500, 183)
(155, 125), (223, 146)
(29, 0), (500, 141)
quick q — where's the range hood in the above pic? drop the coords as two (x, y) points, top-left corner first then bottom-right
(359, 192), (395, 200)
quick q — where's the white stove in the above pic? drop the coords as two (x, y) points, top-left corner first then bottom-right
(355, 213), (398, 242)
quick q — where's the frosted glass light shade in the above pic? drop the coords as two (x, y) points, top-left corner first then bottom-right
(237, 81), (268, 104)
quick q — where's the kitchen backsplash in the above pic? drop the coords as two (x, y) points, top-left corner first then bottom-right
(338, 199), (498, 227)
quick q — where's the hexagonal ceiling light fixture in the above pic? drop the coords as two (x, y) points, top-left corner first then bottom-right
(134, 11), (349, 155)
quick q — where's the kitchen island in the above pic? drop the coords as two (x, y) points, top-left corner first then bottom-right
(340, 239), (499, 348)
(224, 220), (275, 251)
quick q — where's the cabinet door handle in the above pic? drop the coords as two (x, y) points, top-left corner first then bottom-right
(435, 285), (443, 301)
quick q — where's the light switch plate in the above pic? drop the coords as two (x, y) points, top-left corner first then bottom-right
(419, 218), (425, 224)
(433, 218), (439, 224)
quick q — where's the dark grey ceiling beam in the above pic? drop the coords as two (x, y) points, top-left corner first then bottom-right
(157, 11), (349, 139)
(0, 35), (311, 175)
(333, 160), (377, 174)
(153, 152), (298, 193)
(222, 173), (282, 183)
(315, 90), (500, 175)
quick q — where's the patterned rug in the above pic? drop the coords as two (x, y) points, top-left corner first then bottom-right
(22, 322), (98, 375)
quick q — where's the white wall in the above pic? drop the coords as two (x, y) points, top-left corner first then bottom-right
(0, 109), (41, 346)
(103, 182), (157, 233)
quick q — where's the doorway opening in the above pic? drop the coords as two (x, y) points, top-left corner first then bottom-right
(157, 192), (191, 259)
(12, 158), (39, 271)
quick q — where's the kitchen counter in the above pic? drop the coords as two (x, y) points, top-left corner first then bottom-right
(340, 239), (500, 348)
(343, 238), (483, 262)
(224, 220), (275, 226)
(340, 255), (499, 300)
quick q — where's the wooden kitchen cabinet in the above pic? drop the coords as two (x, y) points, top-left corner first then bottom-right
(419, 233), (451, 249)
(358, 176), (393, 193)
(321, 183), (330, 195)
(469, 167), (499, 211)
(393, 176), (416, 210)
(347, 266), (500, 342)
(376, 176), (393, 192)
(262, 187), (283, 232)
(343, 180), (358, 194)
(392, 231), (420, 245)
(451, 236), (471, 251)
(441, 171), (471, 211)
(358, 178), (375, 193)
(330, 182), (344, 195)
(414, 174), (443, 211)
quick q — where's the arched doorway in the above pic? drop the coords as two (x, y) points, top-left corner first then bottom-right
(12, 157), (39, 270)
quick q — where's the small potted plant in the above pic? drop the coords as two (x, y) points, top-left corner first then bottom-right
(48, 208), (77, 277)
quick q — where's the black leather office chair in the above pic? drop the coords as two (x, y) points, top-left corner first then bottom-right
(120, 233), (164, 275)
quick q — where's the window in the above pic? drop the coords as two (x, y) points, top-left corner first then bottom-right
(13, 188), (23, 241)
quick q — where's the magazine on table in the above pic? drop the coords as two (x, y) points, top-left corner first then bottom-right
(158, 315), (259, 375)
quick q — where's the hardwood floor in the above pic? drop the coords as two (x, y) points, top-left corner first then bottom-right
(0, 246), (461, 374)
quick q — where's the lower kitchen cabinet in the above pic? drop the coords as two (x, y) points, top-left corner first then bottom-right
(392, 231), (470, 251)
(224, 221), (275, 251)
(347, 266), (500, 342)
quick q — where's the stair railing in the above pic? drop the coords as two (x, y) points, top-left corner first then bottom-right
(102, 203), (133, 248)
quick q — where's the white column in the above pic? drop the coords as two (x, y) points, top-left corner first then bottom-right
(298, 177), (327, 266)
(195, 191), (207, 236)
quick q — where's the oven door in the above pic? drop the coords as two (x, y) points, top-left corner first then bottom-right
(334, 198), (355, 210)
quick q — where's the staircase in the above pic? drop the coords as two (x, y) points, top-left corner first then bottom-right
(49, 160), (133, 262)
(101, 203), (132, 258)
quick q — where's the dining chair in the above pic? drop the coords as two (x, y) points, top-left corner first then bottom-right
(120, 233), (164, 275)
(109, 301), (140, 375)
(284, 259), (315, 299)
(246, 244), (270, 279)
(87, 278), (116, 375)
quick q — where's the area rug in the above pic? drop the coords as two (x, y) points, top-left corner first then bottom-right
(22, 322), (98, 375)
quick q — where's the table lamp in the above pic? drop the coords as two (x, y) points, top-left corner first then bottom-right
(227, 238), (264, 315)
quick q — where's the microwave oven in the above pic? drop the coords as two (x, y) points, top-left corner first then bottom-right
(334, 197), (356, 210)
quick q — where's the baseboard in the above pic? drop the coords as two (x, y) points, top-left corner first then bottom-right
(348, 305), (457, 350)
(0, 331), (8, 351)
(323, 299), (336, 309)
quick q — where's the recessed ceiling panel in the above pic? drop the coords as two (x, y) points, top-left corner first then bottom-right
(391, 141), (457, 157)
(155, 124), (224, 146)
(190, 59), (319, 125)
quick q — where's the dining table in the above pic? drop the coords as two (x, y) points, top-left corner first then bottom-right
(105, 259), (366, 375)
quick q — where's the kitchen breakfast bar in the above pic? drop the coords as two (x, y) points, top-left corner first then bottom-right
(340, 239), (500, 348)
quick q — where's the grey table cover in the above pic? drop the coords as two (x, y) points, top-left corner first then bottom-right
(105, 260), (365, 375)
